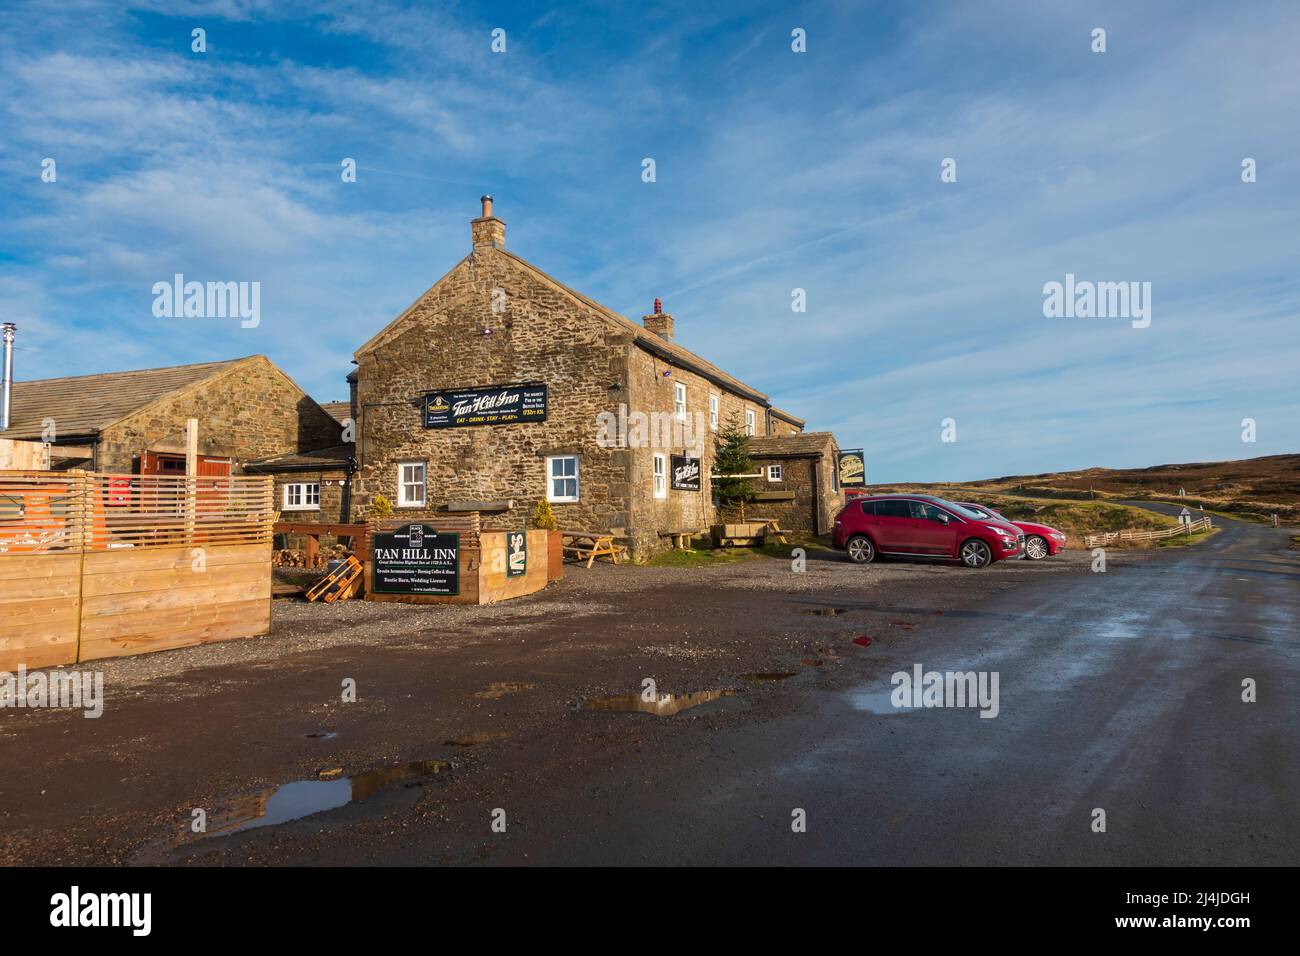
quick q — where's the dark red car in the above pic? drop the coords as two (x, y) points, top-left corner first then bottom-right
(956, 502), (1067, 561)
(832, 494), (1025, 568)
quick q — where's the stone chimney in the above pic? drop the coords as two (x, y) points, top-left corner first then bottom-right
(642, 297), (674, 339)
(471, 194), (506, 249)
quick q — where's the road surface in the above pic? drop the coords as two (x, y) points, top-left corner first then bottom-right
(480, 508), (1300, 865)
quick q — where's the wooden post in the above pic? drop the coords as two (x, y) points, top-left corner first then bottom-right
(184, 418), (198, 545)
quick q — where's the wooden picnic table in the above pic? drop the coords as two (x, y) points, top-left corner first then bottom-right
(561, 529), (629, 568)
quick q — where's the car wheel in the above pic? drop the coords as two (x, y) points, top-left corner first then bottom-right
(846, 534), (875, 564)
(959, 539), (992, 568)
(1024, 535), (1049, 560)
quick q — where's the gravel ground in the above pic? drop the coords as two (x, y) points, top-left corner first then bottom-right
(0, 544), (1137, 865)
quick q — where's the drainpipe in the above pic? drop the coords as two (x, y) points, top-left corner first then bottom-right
(1, 323), (15, 431)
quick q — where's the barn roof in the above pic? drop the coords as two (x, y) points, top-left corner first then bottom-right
(746, 431), (838, 458)
(3, 357), (255, 441)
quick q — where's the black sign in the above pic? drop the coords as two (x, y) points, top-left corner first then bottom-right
(506, 529), (527, 577)
(838, 450), (866, 488)
(371, 524), (459, 595)
(422, 384), (547, 428)
(671, 455), (701, 491)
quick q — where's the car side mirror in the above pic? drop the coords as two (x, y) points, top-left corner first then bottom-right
(936, 513), (950, 524)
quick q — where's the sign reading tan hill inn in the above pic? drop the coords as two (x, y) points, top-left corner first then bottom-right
(671, 455), (702, 492)
(371, 524), (460, 596)
(422, 383), (548, 429)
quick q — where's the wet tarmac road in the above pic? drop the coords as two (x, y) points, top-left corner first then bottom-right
(486, 510), (1300, 865)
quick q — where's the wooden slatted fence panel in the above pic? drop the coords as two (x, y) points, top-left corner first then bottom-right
(0, 470), (273, 669)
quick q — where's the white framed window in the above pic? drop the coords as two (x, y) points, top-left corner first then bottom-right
(745, 409), (756, 436)
(709, 394), (719, 430)
(547, 455), (580, 502)
(674, 382), (687, 421)
(397, 461), (426, 507)
(283, 482), (320, 510)
(767, 465), (783, 482)
(653, 453), (667, 499)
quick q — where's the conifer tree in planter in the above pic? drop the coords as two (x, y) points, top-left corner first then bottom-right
(713, 416), (757, 524)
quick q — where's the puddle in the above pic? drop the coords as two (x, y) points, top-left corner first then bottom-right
(848, 688), (909, 715)
(806, 607), (847, 616)
(444, 730), (513, 746)
(183, 759), (451, 843)
(739, 672), (797, 683)
(585, 689), (735, 716)
(306, 731), (338, 739)
(474, 681), (537, 700)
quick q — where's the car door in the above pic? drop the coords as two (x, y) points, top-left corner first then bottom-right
(869, 498), (913, 551)
(907, 501), (959, 555)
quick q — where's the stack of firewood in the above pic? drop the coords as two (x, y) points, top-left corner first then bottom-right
(272, 543), (354, 569)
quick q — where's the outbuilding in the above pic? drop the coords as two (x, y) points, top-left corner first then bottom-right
(3, 355), (342, 477)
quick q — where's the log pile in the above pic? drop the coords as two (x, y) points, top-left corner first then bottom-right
(272, 543), (353, 569)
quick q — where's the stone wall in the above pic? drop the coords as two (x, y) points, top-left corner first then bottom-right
(749, 455), (819, 532)
(351, 244), (783, 558)
(353, 250), (629, 536)
(96, 356), (341, 474)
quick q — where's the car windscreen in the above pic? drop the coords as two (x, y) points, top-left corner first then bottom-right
(942, 501), (989, 520)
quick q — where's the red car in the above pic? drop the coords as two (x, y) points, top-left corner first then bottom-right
(956, 502), (1067, 561)
(832, 494), (1025, 568)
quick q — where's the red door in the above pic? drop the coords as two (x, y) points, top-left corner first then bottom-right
(907, 501), (959, 555)
(869, 499), (913, 551)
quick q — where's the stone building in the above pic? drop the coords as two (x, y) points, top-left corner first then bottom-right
(747, 432), (843, 534)
(3, 355), (341, 478)
(349, 197), (844, 556)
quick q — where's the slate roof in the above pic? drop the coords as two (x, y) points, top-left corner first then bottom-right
(243, 443), (355, 473)
(320, 401), (351, 423)
(3, 357), (253, 441)
(746, 432), (838, 458)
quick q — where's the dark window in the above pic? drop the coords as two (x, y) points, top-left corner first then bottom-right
(874, 499), (911, 519)
(859, 499), (875, 516)
(909, 501), (946, 521)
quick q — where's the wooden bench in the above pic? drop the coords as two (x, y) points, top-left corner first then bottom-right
(659, 529), (702, 550)
(562, 530), (629, 568)
(750, 517), (790, 545)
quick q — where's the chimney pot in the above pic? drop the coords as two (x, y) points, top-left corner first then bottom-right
(471, 195), (505, 249)
(642, 306), (674, 340)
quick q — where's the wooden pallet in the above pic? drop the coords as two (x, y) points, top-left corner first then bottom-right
(305, 555), (362, 603)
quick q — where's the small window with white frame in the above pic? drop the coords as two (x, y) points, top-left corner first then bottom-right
(397, 461), (426, 507)
(767, 464), (783, 482)
(652, 453), (667, 498)
(547, 455), (580, 502)
(709, 394), (719, 430)
(745, 409), (756, 436)
(283, 482), (320, 510)
(674, 382), (687, 421)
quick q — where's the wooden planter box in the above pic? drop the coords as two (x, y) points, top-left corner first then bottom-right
(711, 522), (767, 547)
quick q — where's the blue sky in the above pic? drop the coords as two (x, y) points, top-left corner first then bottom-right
(1, 0), (1296, 482)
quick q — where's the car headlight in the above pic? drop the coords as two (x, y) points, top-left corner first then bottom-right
(1049, 531), (1066, 540)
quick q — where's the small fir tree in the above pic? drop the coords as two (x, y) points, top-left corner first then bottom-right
(713, 416), (756, 521)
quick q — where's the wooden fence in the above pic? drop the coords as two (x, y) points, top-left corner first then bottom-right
(0, 470), (274, 670)
(1083, 516), (1213, 548)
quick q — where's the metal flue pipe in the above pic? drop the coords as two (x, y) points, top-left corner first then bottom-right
(0, 323), (15, 432)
